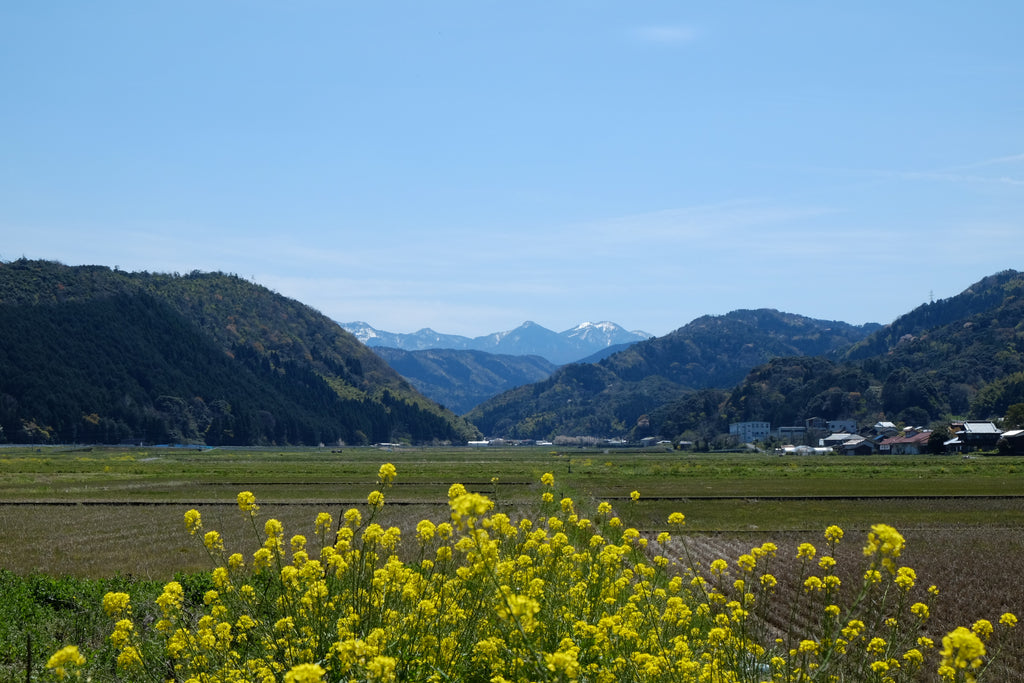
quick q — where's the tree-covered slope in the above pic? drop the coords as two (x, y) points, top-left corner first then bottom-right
(720, 270), (1024, 430)
(843, 270), (1024, 361)
(470, 273), (1024, 442)
(0, 259), (478, 445)
(372, 347), (557, 415)
(601, 309), (879, 388)
(466, 310), (878, 440)
(465, 362), (688, 441)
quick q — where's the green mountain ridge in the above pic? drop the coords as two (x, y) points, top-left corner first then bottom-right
(468, 272), (1024, 442)
(465, 309), (880, 440)
(7, 259), (1022, 448)
(0, 260), (478, 446)
(371, 347), (557, 415)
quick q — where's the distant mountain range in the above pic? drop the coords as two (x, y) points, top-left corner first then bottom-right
(7, 259), (1023, 450)
(339, 320), (652, 365)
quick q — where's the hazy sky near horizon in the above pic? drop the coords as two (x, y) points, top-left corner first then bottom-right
(3, 2), (1023, 337)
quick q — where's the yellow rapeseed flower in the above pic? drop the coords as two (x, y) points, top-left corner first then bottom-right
(203, 530), (224, 552)
(863, 523), (905, 574)
(499, 594), (541, 632)
(109, 618), (134, 648)
(894, 566), (916, 590)
(184, 509), (202, 535)
(1000, 612), (1018, 628)
(668, 511), (685, 526)
(824, 525), (844, 544)
(629, 490), (640, 502)
(284, 663), (326, 683)
(450, 492), (494, 524)
(46, 645), (85, 680)
(366, 655), (397, 681)
(796, 542), (816, 560)
(903, 647), (924, 667)
(314, 512), (333, 534)
(102, 592), (131, 618)
(416, 519), (436, 544)
(842, 620), (865, 640)
(155, 581), (183, 617)
(344, 507), (362, 528)
(237, 491), (258, 514)
(541, 472), (555, 487)
(940, 626), (985, 673)
(733, 552), (757, 573)
(115, 645), (143, 671)
(367, 490), (385, 509)
(264, 518), (284, 538)
(971, 619), (993, 640)
(378, 463), (397, 486)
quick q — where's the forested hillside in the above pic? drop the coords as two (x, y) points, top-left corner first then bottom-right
(372, 347), (556, 414)
(466, 310), (878, 440)
(469, 272), (1024, 443)
(0, 260), (478, 446)
(720, 270), (1024, 431)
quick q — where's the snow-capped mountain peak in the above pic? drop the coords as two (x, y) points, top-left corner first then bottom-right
(338, 320), (651, 365)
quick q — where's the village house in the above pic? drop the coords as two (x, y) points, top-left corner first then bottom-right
(775, 425), (807, 441)
(873, 421), (900, 437)
(998, 429), (1024, 455)
(821, 432), (857, 449)
(804, 416), (827, 431)
(878, 429), (932, 455)
(947, 420), (1003, 452)
(838, 435), (877, 455)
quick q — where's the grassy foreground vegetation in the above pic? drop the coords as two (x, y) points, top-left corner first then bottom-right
(1, 446), (1022, 681)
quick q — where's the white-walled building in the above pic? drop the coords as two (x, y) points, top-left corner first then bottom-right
(730, 421), (771, 443)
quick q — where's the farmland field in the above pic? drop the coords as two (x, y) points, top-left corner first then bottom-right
(2, 445), (1023, 679)
(2, 445), (1023, 576)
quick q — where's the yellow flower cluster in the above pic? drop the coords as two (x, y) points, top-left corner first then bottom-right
(863, 523), (906, 573)
(45, 645), (85, 680)
(237, 490), (259, 515)
(377, 462), (397, 486)
(76, 464), (1017, 683)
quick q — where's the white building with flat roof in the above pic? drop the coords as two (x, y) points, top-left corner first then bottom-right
(730, 421), (771, 443)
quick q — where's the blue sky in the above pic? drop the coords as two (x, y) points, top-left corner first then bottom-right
(3, 2), (1023, 337)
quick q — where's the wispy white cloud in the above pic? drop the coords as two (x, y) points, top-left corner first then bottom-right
(950, 153), (1024, 170)
(892, 170), (1024, 187)
(630, 25), (698, 45)
(581, 200), (839, 245)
